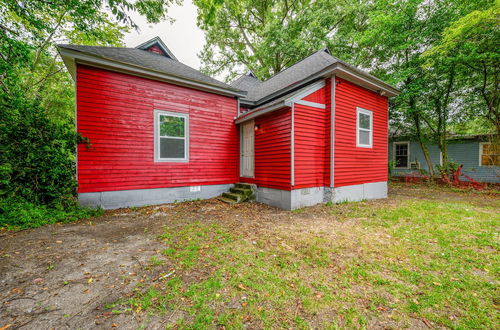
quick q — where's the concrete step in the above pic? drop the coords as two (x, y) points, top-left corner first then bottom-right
(235, 183), (255, 190)
(230, 187), (252, 196)
(222, 192), (242, 202)
(218, 196), (237, 204)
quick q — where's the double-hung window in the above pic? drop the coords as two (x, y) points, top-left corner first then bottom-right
(155, 110), (188, 162)
(356, 108), (373, 148)
(394, 142), (410, 169)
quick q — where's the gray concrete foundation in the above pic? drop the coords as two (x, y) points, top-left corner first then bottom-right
(329, 181), (388, 203)
(80, 181), (388, 211)
(79, 184), (233, 209)
(256, 182), (387, 210)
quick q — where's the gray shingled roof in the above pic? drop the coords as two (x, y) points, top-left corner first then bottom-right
(58, 44), (240, 92)
(230, 74), (262, 92)
(232, 49), (338, 104)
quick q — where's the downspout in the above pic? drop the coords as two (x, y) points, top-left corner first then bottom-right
(291, 102), (295, 187)
(236, 97), (241, 178)
(330, 75), (336, 188)
(74, 61), (79, 196)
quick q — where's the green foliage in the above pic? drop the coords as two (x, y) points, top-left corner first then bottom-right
(425, 0), (500, 134)
(0, 97), (80, 204)
(388, 159), (395, 177)
(0, 0), (173, 229)
(435, 161), (460, 178)
(0, 196), (103, 230)
(194, 0), (362, 81)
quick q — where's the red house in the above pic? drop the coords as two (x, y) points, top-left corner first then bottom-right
(58, 37), (399, 210)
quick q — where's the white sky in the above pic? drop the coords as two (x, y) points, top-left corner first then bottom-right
(123, 0), (205, 71)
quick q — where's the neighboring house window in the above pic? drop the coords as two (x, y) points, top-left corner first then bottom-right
(356, 108), (373, 148)
(480, 143), (499, 166)
(155, 110), (188, 161)
(394, 142), (410, 169)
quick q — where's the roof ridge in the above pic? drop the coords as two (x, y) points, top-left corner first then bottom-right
(231, 72), (261, 85)
(57, 44), (243, 94)
(58, 44), (131, 50)
(258, 48), (331, 83)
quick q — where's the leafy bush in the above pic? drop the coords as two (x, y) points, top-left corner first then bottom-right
(0, 98), (81, 204)
(435, 161), (460, 179)
(0, 52), (97, 229)
(0, 196), (103, 230)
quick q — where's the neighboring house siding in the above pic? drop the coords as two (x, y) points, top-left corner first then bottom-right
(76, 64), (239, 193)
(294, 85), (329, 188)
(389, 141), (440, 173)
(334, 77), (389, 187)
(389, 141), (500, 183)
(240, 108), (292, 190)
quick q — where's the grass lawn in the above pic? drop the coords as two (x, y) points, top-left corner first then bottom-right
(109, 183), (499, 329)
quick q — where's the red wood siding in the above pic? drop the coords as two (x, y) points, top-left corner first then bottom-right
(334, 77), (388, 187)
(240, 108), (292, 190)
(293, 83), (329, 188)
(302, 86), (326, 103)
(76, 64), (239, 193)
(147, 45), (166, 56)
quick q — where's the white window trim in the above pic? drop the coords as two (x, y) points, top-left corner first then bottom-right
(154, 110), (189, 162)
(393, 141), (410, 169)
(356, 107), (373, 148)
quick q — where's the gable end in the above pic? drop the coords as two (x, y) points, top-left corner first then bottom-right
(136, 36), (178, 60)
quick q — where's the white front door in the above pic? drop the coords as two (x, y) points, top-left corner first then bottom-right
(241, 120), (255, 177)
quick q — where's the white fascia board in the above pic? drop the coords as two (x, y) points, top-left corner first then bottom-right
(294, 100), (326, 109)
(58, 48), (246, 98)
(335, 64), (399, 97)
(235, 101), (288, 124)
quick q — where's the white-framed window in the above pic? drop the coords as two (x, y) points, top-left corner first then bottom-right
(393, 141), (410, 169)
(356, 107), (373, 148)
(154, 110), (189, 162)
(479, 142), (499, 166)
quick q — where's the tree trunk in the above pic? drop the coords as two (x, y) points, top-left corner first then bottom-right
(410, 97), (434, 176)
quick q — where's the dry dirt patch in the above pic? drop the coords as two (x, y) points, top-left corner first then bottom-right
(0, 184), (498, 329)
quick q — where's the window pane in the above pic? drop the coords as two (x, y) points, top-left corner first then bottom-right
(359, 130), (370, 145)
(160, 137), (185, 159)
(359, 113), (371, 129)
(482, 154), (500, 166)
(160, 115), (185, 137)
(481, 143), (500, 165)
(395, 144), (408, 156)
(396, 155), (408, 168)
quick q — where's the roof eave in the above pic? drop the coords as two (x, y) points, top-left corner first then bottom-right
(240, 63), (399, 107)
(335, 63), (399, 97)
(57, 46), (247, 98)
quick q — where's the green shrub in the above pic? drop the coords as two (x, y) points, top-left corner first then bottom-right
(0, 196), (103, 230)
(0, 98), (81, 204)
